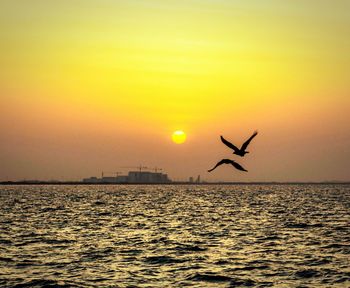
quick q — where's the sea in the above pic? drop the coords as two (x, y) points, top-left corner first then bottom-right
(0, 184), (349, 287)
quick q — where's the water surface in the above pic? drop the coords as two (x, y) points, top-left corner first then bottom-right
(0, 184), (349, 287)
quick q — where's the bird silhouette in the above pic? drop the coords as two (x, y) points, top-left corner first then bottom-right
(220, 131), (258, 157)
(208, 159), (248, 172)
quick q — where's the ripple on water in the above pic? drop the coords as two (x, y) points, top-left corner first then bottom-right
(187, 272), (233, 283)
(295, 269), (321, 278)
(144, 255), (187, 265)
(0, 184), (349, 287)
(11, 279), (78, 287)
(173, 243), (208, 253)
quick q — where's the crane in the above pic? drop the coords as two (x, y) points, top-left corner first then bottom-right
(120, 166), (163, 173)
(150, 167), (163, 173)
(120, 165), (148, 172)
(102, 171), (122, 178)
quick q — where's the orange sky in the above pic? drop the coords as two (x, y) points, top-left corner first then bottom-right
(1, 1), (349, 182)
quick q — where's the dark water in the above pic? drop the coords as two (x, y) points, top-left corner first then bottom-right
(0, 184), (349, 287)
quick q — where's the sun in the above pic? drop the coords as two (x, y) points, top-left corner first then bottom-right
(172, 130), (186, 144)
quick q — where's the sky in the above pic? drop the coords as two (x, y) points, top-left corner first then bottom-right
(1, 0), (349, 182)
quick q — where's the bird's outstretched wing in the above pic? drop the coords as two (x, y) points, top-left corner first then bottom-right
(229, 160), (248, 172)
(208, 159), (247, 172)
(220, 136), (240, 153)
(240, 131), (258, 151)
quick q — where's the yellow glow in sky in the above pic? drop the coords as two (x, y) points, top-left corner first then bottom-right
(0, 1), (349, 181)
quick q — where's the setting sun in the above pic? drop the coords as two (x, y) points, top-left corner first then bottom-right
(172, 130), (186, 144)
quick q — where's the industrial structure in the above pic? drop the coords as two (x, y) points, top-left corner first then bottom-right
(83, 170), (171, 184)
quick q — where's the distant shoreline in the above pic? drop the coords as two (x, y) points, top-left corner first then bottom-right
(1, 181), (349, 185)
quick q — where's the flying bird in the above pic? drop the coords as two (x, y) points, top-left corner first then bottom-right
(208, 159), (248, 173)
(220, 131), (258, 157)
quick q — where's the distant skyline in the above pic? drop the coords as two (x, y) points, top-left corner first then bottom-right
(1, 1), (349, 182)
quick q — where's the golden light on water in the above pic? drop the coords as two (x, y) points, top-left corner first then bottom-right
(172, 130), (186, 144)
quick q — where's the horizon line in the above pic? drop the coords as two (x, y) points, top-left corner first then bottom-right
(1, 180), (349, 185)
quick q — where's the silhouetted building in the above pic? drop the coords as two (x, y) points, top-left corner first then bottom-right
(128, 171), (170, 183)
(116, 175), (128, 183)
(83, 171), (171, 184)
(103, 177), (118, 183)
(83, 177), (100, 183)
